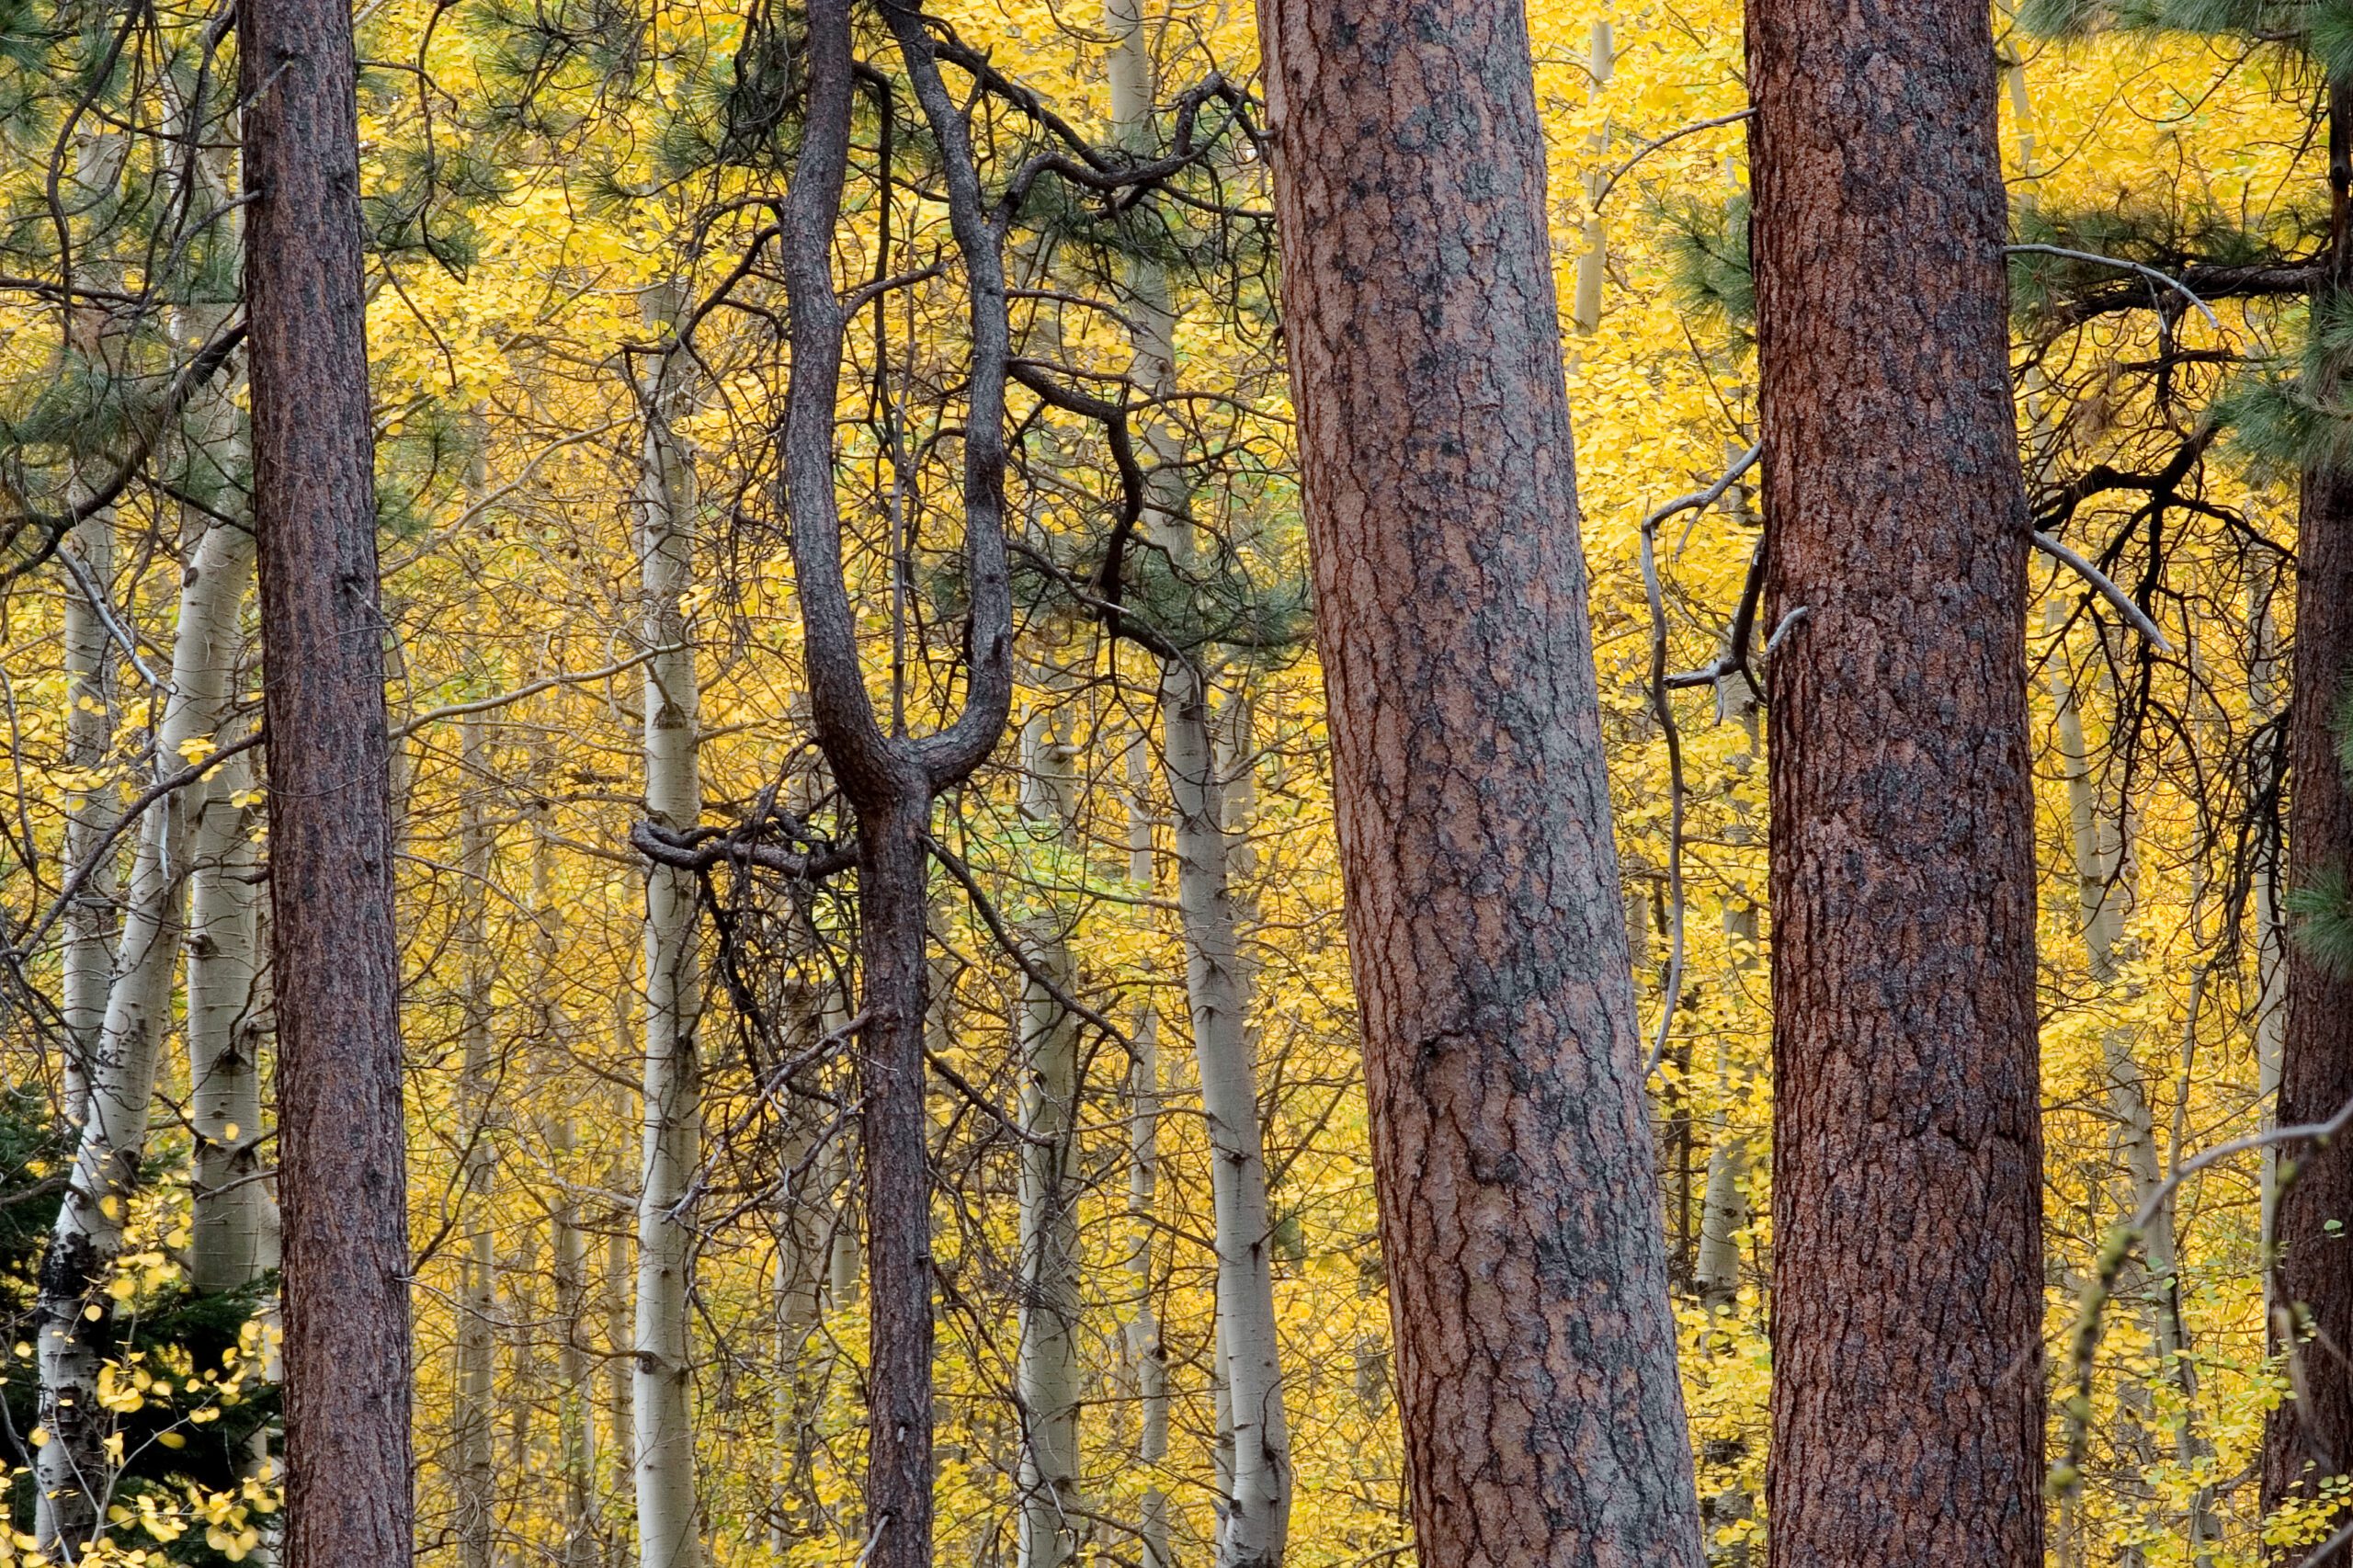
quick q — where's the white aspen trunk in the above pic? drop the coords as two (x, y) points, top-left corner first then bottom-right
(633, 285), (705, 1568)
(1108, 11), (1290, 1559)
(1692, 701), (1756, 1320)
(1570, 22), (1612, 340)
(57, 127), (131, 1131)
(453, 716), (500, 1568)
(529, 779), (601, 1568)
(1017, 710), (1084, 1568)
(179, 259), (269, 1301)
(2251, 559), (2289, 1329)
(767, 974), (828, 1560)
(186, 744), (271, 1298)
(1127, 1008), (1172, 1568)
(552, 1113), (600, 1568)
(36, 504), (254, 1551)
(58, 502), (115, 1132)
(1692, 1105), (1747, 1315)
(604, 1054), (635, 1568)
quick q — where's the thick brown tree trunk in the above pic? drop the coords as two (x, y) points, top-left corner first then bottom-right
(2263, 80), (2353, 1537)
(1256, 4), (1705, 1564)
(1747, 0), (2045, 1563)
(242, 0), (415, 1555)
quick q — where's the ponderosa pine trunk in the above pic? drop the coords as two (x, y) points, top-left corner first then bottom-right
(2264, 78), (2353, 1534)
(242, 0), (415, 1552)
(1746, 0), (2045, 1561)
(1256, 3), (1705, 1563)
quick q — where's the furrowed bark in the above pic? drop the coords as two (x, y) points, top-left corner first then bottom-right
(1256, 2), (1705, 1563)
(633, 284), (706, 1568)
(244, 0), (415, 1543)
(1747, 0), (2046, 1559)
(2266, 80), (2353, 1539)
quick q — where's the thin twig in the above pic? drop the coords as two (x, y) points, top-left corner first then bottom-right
(2006, 244), (2224, 333)
(2033, 530), (2173, 653)
(925, 831), (1132, 1051)
(1592, 108), (1756, 211)
(1633, 443), (1759, 1080)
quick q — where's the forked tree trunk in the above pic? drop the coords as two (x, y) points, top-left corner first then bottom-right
(1256, 2), (1704, 1563)
(779, 9), (1018, 1564)
(2265, 82), (2353, 1540)
(40, 121), (254, 1521)
(1747, 0), (2045, 1560)
(243, 0), (415, 1548)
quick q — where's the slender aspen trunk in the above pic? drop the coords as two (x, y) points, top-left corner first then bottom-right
(1126, 1008), (1171, 1568)
(1694, 703), (1761, 1329)
(767, 975), (829, 1559)
(1747, 0), (2046, 1558)
(35, 503), (255, 1551)
(244, 0), (415, 1542)
(604, 1056), (636, 1566)
(56, 129), (130, 1134)
(1570, 21), (1611, 341)
(633, 284), (705, 1568)
(525, 778), (601, 1568)
(1017, 710), (1084, 1568)
(57, 502), (114, 1131)
(2252, 560), (2289, 1329)
(1258, 2), (1704, 1563)
(552, 1108), (599, 1568)
(1122, 738), (1169, 1568)
(170, 106), (271, 1306)
(454, 717), (501, 1568)
(186, 743), (271, 1299)
(1106, 12), (1290, 1559)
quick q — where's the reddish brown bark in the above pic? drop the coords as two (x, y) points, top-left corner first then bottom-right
(2262, 82), (2353, 1536)
(242, 0), (415, 1556)
(1747, 0), (2045, 1564)
(1257, 4), (1704, 1564)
